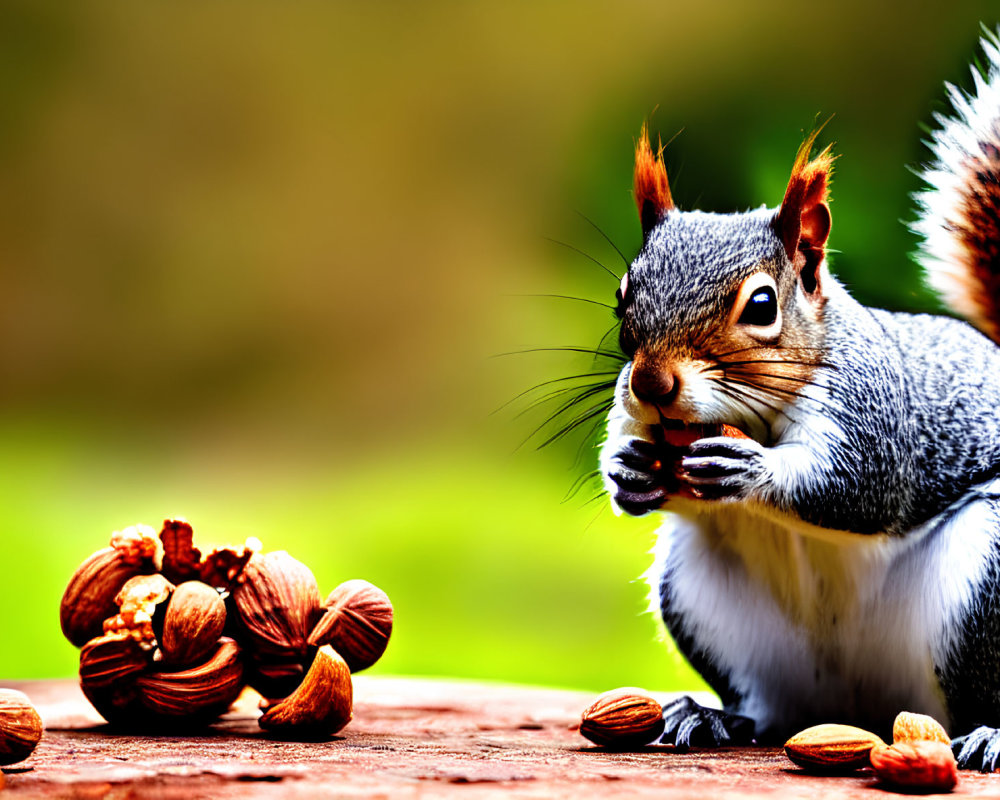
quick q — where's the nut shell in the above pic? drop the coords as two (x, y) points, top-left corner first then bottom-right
(0, 689), (42, 766)
(870, 741), (958, 792)
(233, 551), (321, 659)
(79, 633), (149, 691)
(784, 723), (885, 771)
(259, 645), (353, 738)
(308, 579), (393, 672)
(160, 581), (226, 665)
(580, 688), (665, 748)
(136, 638), (244, 718)
(60, 546), (155, 648)
(892, 711), (951, 746)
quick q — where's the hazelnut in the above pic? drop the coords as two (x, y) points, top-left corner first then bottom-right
(580, 689), (665, 748)
(259, 645), (352, 738)
(309, 580), (393, 672)
(160, 581), (226, 665)
(60, 528), (158, 648)
(0, 689), (42, 766)
(870, 741), (958, 792)
(136, 638), (244, 719)
(232, 551), (321, 659)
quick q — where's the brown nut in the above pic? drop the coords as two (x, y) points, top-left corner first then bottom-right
(892, 711), (951, 746)
(784, 723), (886, 771)
(247, 655), (307, 700)
(870, 741), (958, 792)
(79, 633), (150, 691)
(160, 581), (226, 665)
(103, 573), (175, 646)
(232, 551), (321, 659)
(0, 689), (42, 766)
(60, 527), (158, 648)
(308, 580), (393, 672)
(580, 688), (665, 748)
(78, 634), (149, 725)
(258, 645), (353, 738)
(135, 637), (243, 719)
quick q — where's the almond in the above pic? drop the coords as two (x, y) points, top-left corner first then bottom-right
(232, 551), (321, 659)
(784, 723), (885, 771)
(0, 690), (42, 766)
(580, 688), (665, 748)
(869, 741), (958, 792)
(136, 637), (244, 719)
(160, 581), (227, 666)
(892, 711), (951, 746)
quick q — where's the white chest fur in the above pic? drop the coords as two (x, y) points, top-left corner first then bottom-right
(648, 482), (999, 736)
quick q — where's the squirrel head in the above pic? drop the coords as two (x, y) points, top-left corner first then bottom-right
(619, 125), (833, 436)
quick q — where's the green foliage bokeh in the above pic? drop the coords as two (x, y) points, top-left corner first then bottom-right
(0, 2), (995, 692)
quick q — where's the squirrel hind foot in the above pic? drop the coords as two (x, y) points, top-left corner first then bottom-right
(659, 695), (755, 750)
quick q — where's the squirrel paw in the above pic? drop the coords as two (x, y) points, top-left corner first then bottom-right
(659, 695), (755, 751)
(679, 436), (767, 500)
(604, 438), (671, 516)
(953, 725), (1000, 771)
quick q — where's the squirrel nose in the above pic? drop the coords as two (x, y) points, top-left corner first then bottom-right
(630, 363), (680, 408)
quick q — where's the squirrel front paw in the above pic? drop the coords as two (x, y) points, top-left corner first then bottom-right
(953, 726), (1000, 771)
(679, 436), (769, 501)
(660, 696), (755, 750)
(603, 438), (674, 516)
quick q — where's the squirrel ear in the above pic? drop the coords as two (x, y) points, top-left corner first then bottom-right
(777, 131), (834, 294)
(634, 123), (674, 239)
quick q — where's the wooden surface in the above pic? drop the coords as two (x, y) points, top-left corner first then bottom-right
(2, 678), (998, 798)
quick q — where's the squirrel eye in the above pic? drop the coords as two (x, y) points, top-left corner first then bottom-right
(615, 272), (630, 317)
(738, 285), (777, 327)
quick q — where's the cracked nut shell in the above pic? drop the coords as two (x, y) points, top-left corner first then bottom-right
(308, 579), (393, 672)
(0, 689), (43, 765)
(258, 645), (353, 738)
(580, 688), (665, 748)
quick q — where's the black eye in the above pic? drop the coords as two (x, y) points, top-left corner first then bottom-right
(738, 286), (777, 327)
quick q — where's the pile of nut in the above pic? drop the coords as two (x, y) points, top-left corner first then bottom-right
(60, 520), (393, 738)
(784, 712), (958, 793)
(579, 688), (958, 793)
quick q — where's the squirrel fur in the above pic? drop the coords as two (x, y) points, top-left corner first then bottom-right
(599, 31), (1000, 768)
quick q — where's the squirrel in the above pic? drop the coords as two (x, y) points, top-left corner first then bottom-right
(599, 30), (1000, 771)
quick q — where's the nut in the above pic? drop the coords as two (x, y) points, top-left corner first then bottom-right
(259, 645), (353, 738)
(892, 711), (951, 746)
(0, 689), (42, 766)
(232, 551), (321, 659)
(247, 655), (307, 700)
(79, 633), (150, 690)
(103, 573), (175, 645)
(308, 579), (393, 672)
(784, 723), (886, 771)
(870, 741), (958, 792)
(60, 531), (158, 647)
(160, 581), (226, 665)
(580, 688), (665, 748)
(159, 519), (257, 590)
(136, 638), (244, 719)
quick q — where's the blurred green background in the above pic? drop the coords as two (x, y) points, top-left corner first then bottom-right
(0, 3), (996, 693)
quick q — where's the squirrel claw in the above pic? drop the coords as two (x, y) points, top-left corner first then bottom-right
(660, 695), (755, 750)
(954, 725), (1000, 771)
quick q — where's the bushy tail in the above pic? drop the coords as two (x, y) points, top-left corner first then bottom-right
(914, 29), (1000, 343)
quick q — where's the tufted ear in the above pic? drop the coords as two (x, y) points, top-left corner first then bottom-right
(777, 131), (834, 295)
(634, 123), (674, 240)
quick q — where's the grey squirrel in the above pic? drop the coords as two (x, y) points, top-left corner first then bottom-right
(599, 31), (1000, 771)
